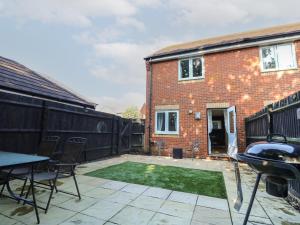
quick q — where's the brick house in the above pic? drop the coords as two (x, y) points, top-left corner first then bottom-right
(144, 23), (300, 158)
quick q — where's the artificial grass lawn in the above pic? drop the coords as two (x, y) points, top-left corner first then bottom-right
(85, 161), (227, 199)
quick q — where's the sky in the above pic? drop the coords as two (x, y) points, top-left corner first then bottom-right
(0, 0), (300, 113)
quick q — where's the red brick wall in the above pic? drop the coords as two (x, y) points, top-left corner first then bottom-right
(145, 41), (300, 158)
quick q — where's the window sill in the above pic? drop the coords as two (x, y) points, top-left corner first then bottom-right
(153, 134), (179, 138)
(261, 67), (298, 74)
(178, 78), (204, 84)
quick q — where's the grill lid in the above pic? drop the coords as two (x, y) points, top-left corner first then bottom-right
(245, 134), (300, 163)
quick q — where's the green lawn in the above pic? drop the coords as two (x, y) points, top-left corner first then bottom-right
(85, 161), (227, 199)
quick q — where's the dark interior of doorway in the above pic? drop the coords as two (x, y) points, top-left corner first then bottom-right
(209, 109), (227, 154)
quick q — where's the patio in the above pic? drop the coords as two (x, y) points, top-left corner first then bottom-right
(1, 154), (299, 225)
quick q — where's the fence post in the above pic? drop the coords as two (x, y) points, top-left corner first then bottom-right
(39, 101), (49, 148)
(117, 117), (122, 154)
(111, 116), (115, 155)
(267, 105), (273, 135)
(128, 119), (133, 152)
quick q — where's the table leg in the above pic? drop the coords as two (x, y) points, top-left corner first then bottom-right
(30, 165), (40, 224)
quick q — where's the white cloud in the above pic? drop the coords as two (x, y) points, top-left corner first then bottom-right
(90, 92), (145, 113)
(90, 38), (174, 85)
(0, 0), (137, 27)
(130, 0), (162, 7)
(168, 0), (300, 28)
(116, 17), (145, 31)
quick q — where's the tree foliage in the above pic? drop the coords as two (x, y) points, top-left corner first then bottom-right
(122, 106), (140, 119)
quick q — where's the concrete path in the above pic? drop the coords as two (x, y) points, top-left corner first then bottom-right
(0, 154), (299, 225)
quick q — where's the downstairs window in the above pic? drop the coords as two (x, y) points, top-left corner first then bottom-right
(155, 110), (179, 134)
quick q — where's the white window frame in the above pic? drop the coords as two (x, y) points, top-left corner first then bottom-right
(178, 57), (205, 80)
(155, 110), (179, 135)
(259, 43), (297, 72)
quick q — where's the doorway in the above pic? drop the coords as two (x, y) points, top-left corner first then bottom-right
(207, 109), (227, 155)
(207, 106), (237, 157)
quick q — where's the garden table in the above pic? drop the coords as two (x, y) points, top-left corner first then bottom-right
(0, 151), (49, 224)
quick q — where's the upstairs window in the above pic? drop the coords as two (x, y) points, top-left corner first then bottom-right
(178, 57), (204, 80)
(260, 43), (297, 72)
(155, 110), (179, 134)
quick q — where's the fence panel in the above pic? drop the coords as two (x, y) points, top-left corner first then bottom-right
(245, 108), (270, 146)
(245, 91), (300, 208)
(0, 91), (145, 162)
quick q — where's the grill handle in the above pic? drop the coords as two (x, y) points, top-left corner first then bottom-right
(267, 133), (287, 143)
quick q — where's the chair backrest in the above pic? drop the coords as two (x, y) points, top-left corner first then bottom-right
(60, 137), (87, 164)
(38, 136), (60, 158)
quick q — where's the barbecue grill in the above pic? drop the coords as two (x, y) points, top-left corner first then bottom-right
(235, 134), (300, 225)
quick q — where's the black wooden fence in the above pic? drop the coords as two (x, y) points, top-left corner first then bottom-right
(245, 91), (300, 208)
(0, 91), (145, 162)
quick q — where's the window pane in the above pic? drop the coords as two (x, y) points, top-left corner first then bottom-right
(168, 112), (177, 132)
(276, 44), (295, 69)
(157, 113), (165, 131)
(193, 58), (202, 77)
(180, 60), (189, 78)
(262, 47), (276, 70)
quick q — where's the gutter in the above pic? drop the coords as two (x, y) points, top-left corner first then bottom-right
(145, 32), (300, 62)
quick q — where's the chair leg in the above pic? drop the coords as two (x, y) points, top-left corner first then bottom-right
(0, 183), (5, 195)
(45, 180), (55, 213)
(54, 183), (58, 193)
(18, 178), (28, 203)
(30, 166), (40, 224)
(23, 182), (32, 205)
(71, 168), (81, 199)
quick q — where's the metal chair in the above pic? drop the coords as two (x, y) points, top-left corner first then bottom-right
(1, 136), (60, 202)
(37, 136), (60, 158)
(21, 137), (86, 212)
(53, 137), (87, 199)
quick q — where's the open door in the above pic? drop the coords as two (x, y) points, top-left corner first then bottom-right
(207, 109), (213, 155)
(226, 106), (238, 159)
(226, 106), (243, 211)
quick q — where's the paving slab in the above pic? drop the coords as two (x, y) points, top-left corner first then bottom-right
(110, 205), (155, 225)
(234, 199), (269, 218)
(159, 200), (194, 220)
(142, 187), (172, 199)
(83, 187), (115, 199)
(81, 199), (125, 221)
(60, 213), (106, 225)
(83, 177), (109, 187)
(121, 183), (148, 194)
(0, 214), (18, 225)
(62, 183), (96, 195)
(7, 205), (76, 225)
(60, 196), (98, 212)
(36, 191), (73, 206)
(197, 195), (229, 211)
(101, 181), (128, 190)
(105, 191), (139, 204)
(168, 191), (198, 205)
(192, 206), (231, 225)
(148, 213), (190, 225)
(129, 195), (165, 211)
(231, 212), (272, 225)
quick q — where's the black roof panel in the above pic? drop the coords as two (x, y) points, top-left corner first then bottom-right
(0, 56), (95, 108)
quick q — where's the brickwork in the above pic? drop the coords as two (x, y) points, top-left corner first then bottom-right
(145, 42), (300, 158)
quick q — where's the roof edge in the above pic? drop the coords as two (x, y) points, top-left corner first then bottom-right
(144, 30), (300, 61)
